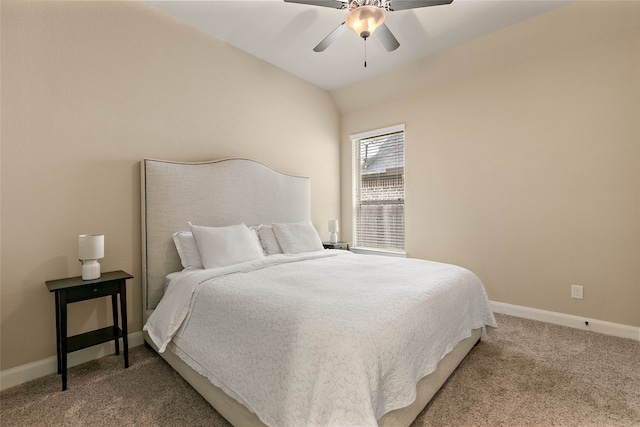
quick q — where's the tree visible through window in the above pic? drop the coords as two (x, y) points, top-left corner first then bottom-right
(352, 125), (405, 253)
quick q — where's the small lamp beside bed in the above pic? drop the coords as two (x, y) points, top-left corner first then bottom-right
(78, 234), (104, 280)
(328, 219), (339, 244)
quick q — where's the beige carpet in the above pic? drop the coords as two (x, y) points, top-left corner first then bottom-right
(2, 314), (639, 426)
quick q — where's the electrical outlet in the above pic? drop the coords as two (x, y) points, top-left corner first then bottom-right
(571, 285), (584, 300)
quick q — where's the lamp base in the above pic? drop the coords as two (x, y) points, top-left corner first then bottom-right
(329, 232), (338, 244)
(81, 260), (101, 280)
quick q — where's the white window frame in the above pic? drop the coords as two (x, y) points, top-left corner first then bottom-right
(351, 124), (406, 257)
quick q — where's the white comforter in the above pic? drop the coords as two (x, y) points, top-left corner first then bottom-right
(145, 251), (496, 427)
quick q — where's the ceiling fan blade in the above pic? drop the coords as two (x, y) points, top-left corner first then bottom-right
(284, 0), (347, 9)
(313, 22), (347, 52)
(387, 0), (453, 11)
(375, 23), (400, 51)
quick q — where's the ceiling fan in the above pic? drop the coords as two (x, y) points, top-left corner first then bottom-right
(284, 0), (453, 53)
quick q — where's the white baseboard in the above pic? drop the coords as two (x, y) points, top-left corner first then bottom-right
(0, 331), (144, 391)
(491, 301), (640, 342)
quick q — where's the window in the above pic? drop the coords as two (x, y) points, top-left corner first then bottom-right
(351, 124), (405, 254)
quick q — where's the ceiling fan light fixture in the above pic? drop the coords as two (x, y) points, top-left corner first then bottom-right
(345, 5), (385, 39)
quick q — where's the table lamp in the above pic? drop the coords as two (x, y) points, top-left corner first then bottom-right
(79, 234), (104, 280)
(328, 220), (339, 244)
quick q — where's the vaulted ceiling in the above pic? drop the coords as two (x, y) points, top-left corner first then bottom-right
(144, 0), (573, 91)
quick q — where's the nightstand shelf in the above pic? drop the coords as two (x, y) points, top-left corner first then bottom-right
(67, 326), (123, 353)
(46, 270), (133, 391)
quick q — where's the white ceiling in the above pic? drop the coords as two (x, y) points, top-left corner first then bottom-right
(144, 0), (572, 91)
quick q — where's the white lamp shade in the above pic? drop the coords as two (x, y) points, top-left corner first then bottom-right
(78, 234), (104, 260)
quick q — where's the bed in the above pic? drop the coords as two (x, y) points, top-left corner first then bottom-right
(141, 158), (496, 427)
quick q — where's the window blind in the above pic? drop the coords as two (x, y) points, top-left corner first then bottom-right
(352, 128), (405, 253)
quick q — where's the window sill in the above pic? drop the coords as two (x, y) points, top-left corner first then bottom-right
(350, 247), (406, 258)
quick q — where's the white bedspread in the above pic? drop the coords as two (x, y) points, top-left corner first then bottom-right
(145, 251), (496, 427)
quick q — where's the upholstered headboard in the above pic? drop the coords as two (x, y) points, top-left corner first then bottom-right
(141, 158), (311, 318)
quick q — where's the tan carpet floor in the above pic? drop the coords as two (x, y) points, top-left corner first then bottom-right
(2, 313), (639, 426)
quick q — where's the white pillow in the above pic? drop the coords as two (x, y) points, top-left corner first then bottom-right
(172, 231), (204, 269)
(248, 225), (265, 254)
(272, 222), (324, 254)
(190, 223), (265, 269)
(257, 225), (283, 256)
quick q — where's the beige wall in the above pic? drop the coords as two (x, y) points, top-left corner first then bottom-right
(1, 1), (340, 370)
(335, 1), (640, 327)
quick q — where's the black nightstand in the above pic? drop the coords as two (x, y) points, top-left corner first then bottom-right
(322, 242), (350, 250)
(46, 270), (133, 391)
